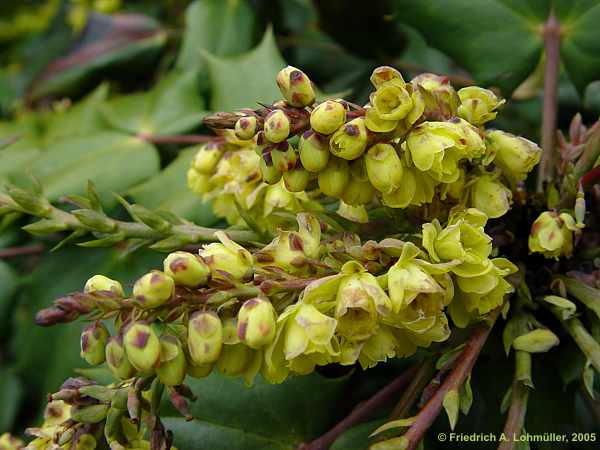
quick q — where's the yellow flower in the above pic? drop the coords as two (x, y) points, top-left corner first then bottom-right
(486, 130), (541, 180)
(528, 211), (578, 259)
(458, 86), (505, 125)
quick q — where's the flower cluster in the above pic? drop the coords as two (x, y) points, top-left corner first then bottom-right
(187, 66), (541, 229)
(34, 212), (515, 401)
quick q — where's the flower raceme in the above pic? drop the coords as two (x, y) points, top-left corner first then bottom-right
(187, 65), (541, 233)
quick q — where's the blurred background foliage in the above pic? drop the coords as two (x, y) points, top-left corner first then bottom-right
(0, 1), (599, 448)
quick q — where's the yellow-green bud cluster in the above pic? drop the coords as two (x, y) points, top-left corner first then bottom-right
(188, 66), (540, 233)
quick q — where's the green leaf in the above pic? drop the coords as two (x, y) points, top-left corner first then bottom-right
(205, 27), (287, 111)
(393, 0), (545, 94)
(127, 147), (217, 224)
(176, 0), (257, 73)
(459, 375), (473, 415)
(163, 371), (349, 448)
(28, 13), (167, 100)
(370, 417), (415, 437)
(11, 246), (163, 416)
(442, 388), (460, 431)
(43, 83), (109, 142)
(6, 131), (160, 203)
(557, 1), (600, 93)
(0, 369), (22, 431)
(101, 70), (206, 136)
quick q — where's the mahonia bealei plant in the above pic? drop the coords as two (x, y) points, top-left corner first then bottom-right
(15, 66), (551, 449)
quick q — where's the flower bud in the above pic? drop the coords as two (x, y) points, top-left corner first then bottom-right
(264, 110), (290, 143)
(365, 143), (403, 193)
(0, 433), (23, 450)
(70, 403), (109, 424)
(486, 130), (541, 180)
(276, 66), (316, 107)
(200, 231), (254, 281)
(192, 144), (222, 174)
(528, 211), (577, 259)
(318, 157), (349, 197)
(187, 362), (213, 379)
(270, 142), (298, 172)
(370, 66), (405, 88)
(156, 335), (187, 386)
(512, 329), (560, 353)
(259, 151), (283, 184)
(235, 116), (258, 140)
(330, 118), (368, 160)
(188, 311), (223, 365)
(237, 298), (276, 349)
(123, 322), (160, 372)
(132, 270), (175, 309)
(73, 433), (96, 450)
(458, 86), (505, 125)
(187, 168), (211, 195)
(575, 184), (586, 228)
(80, 322), (110, 366)
(106, 336), (135, 379)
(84, 275), (124, 297)
(469, 175), (512, 219)
(163, 251), (210, 287)
(299, 130), (330, 172)
(371, 79), (413, 120)
(283, 167), (311, 192)
(341, 178), (376, 206)
(310, 100), (346, 135)
(216, 343), (253, 377)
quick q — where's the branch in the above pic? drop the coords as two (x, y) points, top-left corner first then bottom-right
(138, 134), (215, 145)
(299, 364), (419, 450)
(0, 243), (45, 258)
(390, 359), (435, 419)
(498, 351), (531, 450)
(537, 12), (561, 192)
(398, 313), (499, 450)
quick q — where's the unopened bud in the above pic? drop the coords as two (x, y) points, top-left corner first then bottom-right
(124, 322), (160, 372)
(188, 311), (223, 365)
(237, 298), (276, 349)
(163, 251), (210, 287)
(133, 270), (175, 309)
(575, 184), (586, 228)
(342, 178), (376, 206)
(260, 151), (283, 184)
(318, 157), (349, 197)
(310, 100), (346, 135)
(216, 343), (254, 377)
(84, 275), (124, 297)
(283, 167), (311, 192)
(156, 335), (187, 386)
(270, 142), (298, 172)
(469, 175), (512, 219)
(276, 66), (316, 107)
(187, 363), (213, 379)
(330, 118), (368, 160)
(365, 143), (403, 193)
(235, 116), (258, 140)
(80, 322), (110, 366)
(0, 433), (24, 450)
(70, 403), (110, 424)
(486, 130), (541, 180)
(512, 329), (559, 353)
(299, 130), (330, 172)
(264, 110), (290, 143)
(192, 144), (222, 174)
(106, 337), (135, 380)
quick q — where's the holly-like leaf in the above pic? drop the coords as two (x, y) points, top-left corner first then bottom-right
(557, 1), (600, 93)
(101, 70), (206, 136)
(6, 131), (159, 203)
(127, 147), (218, 224)
(393, 0), (545, 95)
(163, 371), (350, 449)
(28, 13), (167, 100)
(205, 27), (287, 111)
(176, 0), (257, 73)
